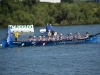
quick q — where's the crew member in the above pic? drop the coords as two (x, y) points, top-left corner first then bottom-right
(33, 36), (37, 41)
(77, 33), (81, 39)
(13, 31), (19, 42)
(48, 30), (52, 37)
(51, 36), (55, 41)
(49, 24), (53, 32)
(28, 36), (33, 42)
(69, 33), (73, 40)
(84, 32), (89, 38)
(59, 33), (64, 41)
(46, 23), (49, 32)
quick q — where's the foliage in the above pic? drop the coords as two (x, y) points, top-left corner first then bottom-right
(0, 1), (100, 27)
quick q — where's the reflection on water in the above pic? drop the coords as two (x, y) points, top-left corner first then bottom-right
(0, 25), (100, 75)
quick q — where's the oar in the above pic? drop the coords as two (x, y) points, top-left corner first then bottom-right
(89, 33), (100, 38)
(94, 33), (100, 36)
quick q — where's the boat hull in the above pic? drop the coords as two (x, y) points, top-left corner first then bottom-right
(1, 36), (98, 48)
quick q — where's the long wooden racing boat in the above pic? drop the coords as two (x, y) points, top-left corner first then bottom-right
(1, 35), (98, 48)
(0, 25), (99, 48)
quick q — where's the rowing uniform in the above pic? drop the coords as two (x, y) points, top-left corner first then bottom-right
(38, 38), (42, 41)
(84, 35), (89, 38)
(69, 36), (73, 40)
(77, 35), (81, 39)
(33, 38), (37, 41)
(51, 37), (55, 41)
(74, 35), (77, 39)
(56, 35), (59, 40)
(42, 38), (46, 41)
(66, 36), (69, 40)
(48, 32), (51, 37)
(59, 36), (63, 40)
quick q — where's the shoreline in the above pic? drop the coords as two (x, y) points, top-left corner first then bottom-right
(0, 24), (100, 28)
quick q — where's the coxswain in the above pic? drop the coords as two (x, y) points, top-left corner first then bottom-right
(13, 31), (19, 42)
(47, 36), (51, 41)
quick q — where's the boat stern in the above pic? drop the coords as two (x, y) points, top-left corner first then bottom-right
(1, 39), (9, 48)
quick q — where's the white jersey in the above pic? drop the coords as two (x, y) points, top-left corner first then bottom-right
(69, 36), (73, 40)
(77, 35), (81, 39)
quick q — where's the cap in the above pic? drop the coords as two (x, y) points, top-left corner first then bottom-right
(70, 33), (72, 34)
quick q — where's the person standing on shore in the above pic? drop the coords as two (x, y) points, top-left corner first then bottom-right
(49, 24), (53, 32)
(46, 23), (49, 32)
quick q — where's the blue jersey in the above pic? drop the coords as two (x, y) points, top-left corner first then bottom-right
(46, 25), (49, 32)
(50, 25), (53, 31)
(51, 37), (55, 41)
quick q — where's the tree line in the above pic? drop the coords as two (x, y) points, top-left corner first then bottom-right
(0, 0), (100, 27)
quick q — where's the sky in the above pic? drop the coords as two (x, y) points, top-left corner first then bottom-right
(40, 0), (61, 3)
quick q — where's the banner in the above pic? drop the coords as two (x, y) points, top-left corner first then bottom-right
(8, 25), (34, 33)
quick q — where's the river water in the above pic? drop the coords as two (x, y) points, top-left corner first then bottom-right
(0, 25), (100, 75)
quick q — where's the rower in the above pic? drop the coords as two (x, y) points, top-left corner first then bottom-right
(48, 30), (52, 37)
(69, 33), (73, 40)
(84, 32), (89, 38)
(66, 34), (69, 40)
(73, 33), (77, 40)
(28, 36), (33, 42)
(38, 36), (42, 41)
(51, 36), (55, 41)
(42, 36), (46, 41)
(55, 33), (59, 41)
(47, 36), (51, 41)
(33, 36), (37, 41)
(77, 33), (81, 39)
(59, 33), (64, 41)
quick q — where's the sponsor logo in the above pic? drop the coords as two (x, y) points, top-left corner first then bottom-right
(9, 25), (33, 29)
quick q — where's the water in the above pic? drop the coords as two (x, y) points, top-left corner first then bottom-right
(0, 25), (100, 75)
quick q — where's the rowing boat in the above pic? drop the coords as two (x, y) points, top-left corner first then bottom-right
(0, 25), (99, 48)
(1, 35), (98, 48)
